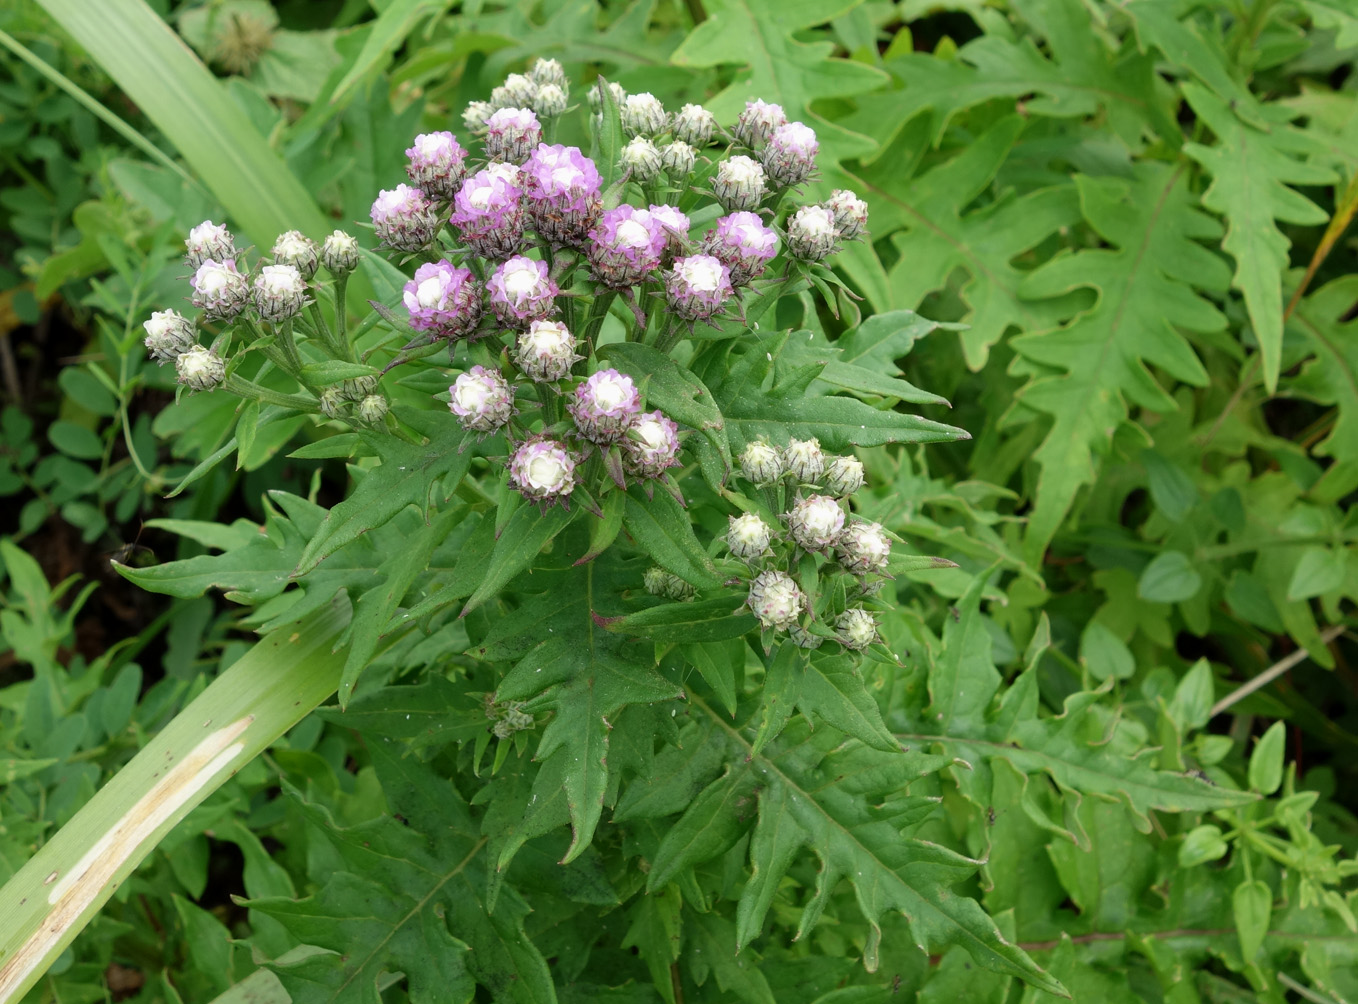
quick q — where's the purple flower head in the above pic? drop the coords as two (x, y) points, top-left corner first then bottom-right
(510, 436), (577, 504)
(587, 205), (665, 288)
(734, 99), (787, 150)
(703, 211), (779, 286)
(760, 121), (819, 187)
(484, 107), (542, 164)
(450, 164), (525, 260)
(487, 255), (559, 327)
(624, 410), (681, 478)
(190, 259), (248, 321)
(370, 183), (439, 253)
(402, 260), (483, 339)
(405, 131), (468, 201)
(664, 254), (732, 323)
(522, 144), (602, 246)
(449, 365), (516, 434)
(569, 368), (642, 444)
(785, 494), (845, 551)
(646, 204), (691, 240)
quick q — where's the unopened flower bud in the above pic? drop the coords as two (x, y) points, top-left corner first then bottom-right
(712, 155), (767, 212)
(588, 80), (627, 111)
(823, 455), (865, 497)
(509, 436), (577, 504)
(624, 410), (681, 478)
(569, 368), (642, 444)
(621, 92), (667, 137)
(406, 131), (468, 200)
(620, 135), (663, 182)
(319, 387), (345, 419)
(485, 108), (543, 164)
(321, 230), (361, 274)
(836, 520), (891, 576)
(505, 72), (535, 103)
(529, 57), (566, 90)
(501, 73), (538, 108)
(191, 260), (249, 321)
(463, 101), (494, 132)
(726, 513), (771, 560)
(185, 220), (236, 270)
(449, 365), (515, 433)
(358, 393), (389, 424)
(403, 260), (483, 340)
(665, 254), (732, 322)
(489, 84), (513, 108)
(644, 566), (695, 601)
(672, 103), (717, 147)
(340, 375), (377, 401)
(271, 230), (318, 278)
(760, 121), (818, 187)
(783, 437), (824, 482)
(825, 189), (869, 240)
(488, 255), (559, 327)
(790, 625), (824, 649)
(787, 205), (837, 262)
(514, 319), (580, 382)
(533, 83), (568, 118)
(175, 345), (225, 391)
(747, 569), (803, 630)
(739, 440), (783, 484)
(733, 99), (787, 150)
(252, 263), (308, 322)
(143, 310), (195, 364)
(837, 608), (878, 650)
(660, 140), (696, 178)
(370, 184), (439, 253)
(785, 494), (845, 551)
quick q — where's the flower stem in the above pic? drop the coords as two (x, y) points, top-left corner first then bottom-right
(580, 291), (617, 352)
(223, 373), (318, 412)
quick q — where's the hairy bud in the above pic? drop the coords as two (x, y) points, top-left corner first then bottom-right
(370, 183), (439, 253)
(672, 103), (717, 147)
(252, 263), (308, 322)
(621, 92), (667, 138)
(644, 567), (696, 601)
(175, 345), (225, 392)
(514, 320), (581, 382)
(510, 436), (578, 504)
(185, 220), (236, 270)
(143, 310), (195, 364)
(739, 440), (783, 484)
(824, 189), (869, 240)
(785, 494), (845, 551)
(271, 230), (318, 279)
(837, 608), (878, 650)
(485, 108), (543, 164)
(190, 260), (249, 321)
(733, 99), (787, 150)
(321, 230), (360, 275)
(665, 254), (732, 322)
(823, 455), (865, 497)
(449, 365), (516, 434)
(712, 155), (767, 212)
(835, 520), (892, 576)
(405, 131), (468, 200)
(747, 570), (803, 630)
(569, 368), (642, 445)
(783, 437), (825, 483)
(725, 513), (772, 560)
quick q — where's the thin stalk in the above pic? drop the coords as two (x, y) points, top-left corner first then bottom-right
(334, 274), (350, 347)
(1210, 624), (1348, 717)
(580, 291), (617, 351)
(223, 374), (317, 412)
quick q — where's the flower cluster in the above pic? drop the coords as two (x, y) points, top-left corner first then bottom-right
(701, 436), (893, 650)
(146, 66), (884, 659)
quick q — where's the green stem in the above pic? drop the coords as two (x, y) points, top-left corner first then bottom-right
(580, 291), (617, 351)
(334, 274), (350, 346)
(223, 374), (317, 412)
(654, 316), (686, 354)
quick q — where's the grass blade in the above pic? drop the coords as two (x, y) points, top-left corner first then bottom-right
(0, 599), (351, 1004)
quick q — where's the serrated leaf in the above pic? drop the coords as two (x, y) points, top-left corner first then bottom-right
(1181, 83), (1333, 392)
(669, 0), (888, 167)
(842, 118), (1083, 369)
(622, 489), (722, 589)
(296, 426), (474, 574)
(248, 744), (555, 1004)
(462, 505), (580, 616)
(1011, 165), (1228, 566)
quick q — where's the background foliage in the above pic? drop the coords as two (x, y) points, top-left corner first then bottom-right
(0, 0), (1356, 1001)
